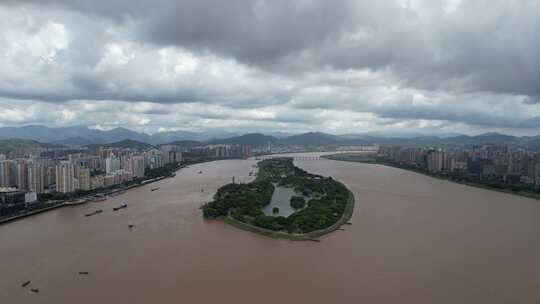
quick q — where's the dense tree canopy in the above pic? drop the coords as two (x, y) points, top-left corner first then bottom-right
(290, 196), (306, 210)
(202, 158), (351, 234)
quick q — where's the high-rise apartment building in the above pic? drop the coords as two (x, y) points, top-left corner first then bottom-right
(427, 150), (446, 172)
(105, 157), (121, 174)
(56, 162), (75, 193)
(77, 167), (91, 191)
(131, 155), (145, 178)
(28, 164), (46, 193)
(0, 160), (14, 188)
(16, 161), (28, 190)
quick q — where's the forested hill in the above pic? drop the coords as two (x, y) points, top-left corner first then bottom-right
(0, 139), (61, 154)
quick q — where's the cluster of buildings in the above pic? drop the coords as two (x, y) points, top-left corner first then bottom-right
(180, 144), (252, 158)
(0, 145), (182, 209)
(0, 141), (259, 217)
(379, 145), (540, 185)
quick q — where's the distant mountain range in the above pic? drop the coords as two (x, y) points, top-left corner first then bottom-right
(85, 139), (155, 150)
(1, 125), (540, 151)
(164, 131), (540, 150)
(359, 132), (540, 149)
(209, 133), (279, 146)
(168, 131), (540, 149)
(0, 125), (238, 146)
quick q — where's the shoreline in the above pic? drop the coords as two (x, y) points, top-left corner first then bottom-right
(0, 157), (240, 225)
(0, 157), (258, 226)
(323, 154), (540, 201)
(0, 203), (66, 225)
(0, 174), (171, 225)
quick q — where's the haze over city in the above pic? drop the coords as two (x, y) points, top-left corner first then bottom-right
(1, 0), (539, 135)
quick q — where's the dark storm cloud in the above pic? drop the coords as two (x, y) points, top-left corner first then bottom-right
(8, 0), (539, 99)
(2, 0), (355, 64)
(0, 0), (160, 20)
(140, 0), (355, 66)
(1, 0), (540, 133)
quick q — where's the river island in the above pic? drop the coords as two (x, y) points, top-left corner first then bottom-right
(202, 157), (355, 240)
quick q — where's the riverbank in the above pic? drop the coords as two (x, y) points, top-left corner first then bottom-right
(0, 202), (65, 225)
(0, 157), (252, 225)
(0, 168), (176, 225)
(323, 153), (540, 200)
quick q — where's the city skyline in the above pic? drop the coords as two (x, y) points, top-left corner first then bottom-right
(0, 1), (539, 136)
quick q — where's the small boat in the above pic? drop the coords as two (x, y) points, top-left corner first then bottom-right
(65, 199), (88, 206)
(21, 281), (31, 288)
(113, 204), (128, 211)
(345, 222), (352, 225)
(85, 209), (103, 217)
(151, 187), (160, 192)
(78, 271), (89, 275)
(128, 224), (134, 229)
(308, 239), (321, 243)
(30, 288), (39, 293)
(198, 171), (202, 174)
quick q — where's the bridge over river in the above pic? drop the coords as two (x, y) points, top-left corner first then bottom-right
(255, 155), (322, 161)
(255, 150), (374, 161)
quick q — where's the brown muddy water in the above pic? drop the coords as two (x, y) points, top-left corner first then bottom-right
(1, 153), (539, 303)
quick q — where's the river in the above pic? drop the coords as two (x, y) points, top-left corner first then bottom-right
(1, 153), (539, 303)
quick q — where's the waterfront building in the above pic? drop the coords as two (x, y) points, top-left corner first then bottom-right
(56, 162), (75, 193)
(28, 164), (46, 194)
(46, 166), (56, 189)
(88, 156), (105, 172)
(0, 188), (25, 205)
(427, 150), (445, 172)
(90, 175), (104, 190)
(106, 156), (121, 174)
(24, 192), (38, 204)
(450, 159), (468, 172)
(131, 155), (145, 178)
(77, 167), (91, 191)
(144, 150), (164, 169)
(16, 161), (29, 191)
(0, 160), (14, 188)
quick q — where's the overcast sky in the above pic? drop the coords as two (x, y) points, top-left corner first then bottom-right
(0, 0), (539, 135)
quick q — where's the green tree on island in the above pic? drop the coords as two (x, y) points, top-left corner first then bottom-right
(201, 158), (353, 235)
(290, 196), (306, 209)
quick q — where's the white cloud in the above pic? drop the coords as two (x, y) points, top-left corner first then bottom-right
(0, 1), (539, 136)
